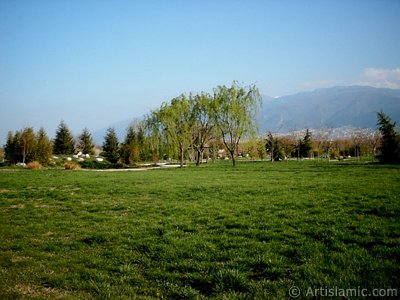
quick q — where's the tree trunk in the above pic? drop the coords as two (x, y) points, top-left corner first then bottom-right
(179, 146), (184, 168)
(230, 150), (236, 167)
(271, 146), (274, 162)
(196, 149), (201, 166)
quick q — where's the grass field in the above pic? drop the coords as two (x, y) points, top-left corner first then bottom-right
(0, 161), (399, 299)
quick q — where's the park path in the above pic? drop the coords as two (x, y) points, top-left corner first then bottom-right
(91, 164), (183, 172)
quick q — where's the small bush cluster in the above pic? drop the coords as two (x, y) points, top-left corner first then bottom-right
(78, 160), (115, 169)
(64, 162), (81, 170)
(26, 161), (42, 170)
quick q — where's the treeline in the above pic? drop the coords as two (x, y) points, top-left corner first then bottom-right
(2, 82), (261, 167)
(3, 121), (96, 166)
(105, 82), (261, 167)
(246, 129), (376, 161)
(242, 112), (399, 163)
(2, 83), (400, 166)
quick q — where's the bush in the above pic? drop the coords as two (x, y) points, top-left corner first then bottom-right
(26, 161), (42, 170)
(330, 150), (340, 160)
(64, 162), (81, 170)
(79, 160), (115, 169)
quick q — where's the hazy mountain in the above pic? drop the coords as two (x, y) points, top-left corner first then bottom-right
(259, 86), (400, 133)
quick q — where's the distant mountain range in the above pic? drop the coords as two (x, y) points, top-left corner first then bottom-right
(258, 86), (400, 133)
(93, 86), (400, 144)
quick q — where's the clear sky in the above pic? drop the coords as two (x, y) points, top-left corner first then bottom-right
(1, 0), (400, 144)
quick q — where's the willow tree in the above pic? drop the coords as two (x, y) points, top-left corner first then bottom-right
(213, 82), (261, 166)
(158, 95), (192, 168)
(191, 92), (216, 166)
(145, 111), (164, 163)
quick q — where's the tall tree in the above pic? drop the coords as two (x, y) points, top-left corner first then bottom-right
(121, 123), (141, 165)
(299, 129), (313, 158)
(169, 95), (193, 167)
(54, 121), (75, 155)
(157, 95), (193, 167)
(21, 127), (36, 163)
(376, 111), (400, 164)
(145, 111), (164, 163)
(136, 123), (149, 161)
(78, 128), (95, 155)
(36, 127), (52, 165)
(102, 127), (120, 164)
(0, 148), (4, 163)
(265, 132), (283, 162)
(4, 131), (19, 164)
(191, 93), (216, 166)
(213, 82), (261, 166)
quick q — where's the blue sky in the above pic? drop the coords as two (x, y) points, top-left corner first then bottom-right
(1, 0), (400, 144)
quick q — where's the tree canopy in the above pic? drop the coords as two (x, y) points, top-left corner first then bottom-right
(213, 82), (261, 166)
(377, 111), (400, 164)
(78, 128), (95, 155)
(53, 121), (75, 155)
(102, 127), (120, 164)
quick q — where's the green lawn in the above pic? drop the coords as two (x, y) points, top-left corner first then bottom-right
(0, 161), (399, 299)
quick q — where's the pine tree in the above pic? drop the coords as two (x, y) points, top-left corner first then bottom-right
(4, 131), (17, 164)
(36, 127), (52, 165)
(78, 128), (95, 155)
(137, 124), (147, 161)
(265, 132), (283, 161)
(103, 127), (119, 164)
(377, 111), (400, 164)
(53, 121), (75, 155)
(121, 123), (142, 165)
(299, 129), (313, 158)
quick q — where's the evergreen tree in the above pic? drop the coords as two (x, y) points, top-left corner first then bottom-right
(78, 128), (95, 155)
(103, 127), (120, 164)
(13, 131), (23, 163)
(36, 127), (52, 165)
(299, 129), (313, 158)
(377, 111), (400, 164)
(4, 131), (17, 164)
(265, 132), (283, 161)
(137, 124), (147, 161)
(121, 124), (140, 165)
(53, 121), (75, 155)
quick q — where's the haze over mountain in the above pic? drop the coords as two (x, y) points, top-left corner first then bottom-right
(258, 86), (400, 133)
(92, 86), (400, 145)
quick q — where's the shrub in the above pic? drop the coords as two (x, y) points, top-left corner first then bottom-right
(330, 150), (340, 160)
(64, 162), (81, 170)
(26, 161), (42, 170)
(79, 160), (114, 169)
